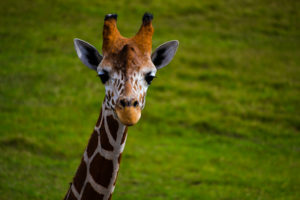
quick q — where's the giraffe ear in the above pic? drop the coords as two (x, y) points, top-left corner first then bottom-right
(151, 40), (179, 69)
(74, 38), (103, 71)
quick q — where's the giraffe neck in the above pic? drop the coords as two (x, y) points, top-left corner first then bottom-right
(64, 104), (128, 200)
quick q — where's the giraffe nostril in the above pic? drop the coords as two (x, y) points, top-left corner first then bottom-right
(133, 100), (139, 107)
(120, 99), (126, 107)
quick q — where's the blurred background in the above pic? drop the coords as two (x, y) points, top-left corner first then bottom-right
(0, 0), (299, 199)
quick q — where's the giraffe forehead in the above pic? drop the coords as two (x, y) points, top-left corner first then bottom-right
(100, 42), (154, 74)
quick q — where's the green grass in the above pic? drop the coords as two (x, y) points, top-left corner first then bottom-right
(0, 0), (299, 199)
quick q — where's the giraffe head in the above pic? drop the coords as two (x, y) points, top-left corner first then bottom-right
(74, 13), (178, 126)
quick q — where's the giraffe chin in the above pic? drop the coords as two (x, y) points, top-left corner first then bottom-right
(115, 107), (141, 126)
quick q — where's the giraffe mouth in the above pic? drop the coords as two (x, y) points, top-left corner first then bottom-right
(115, 107), (141, 126)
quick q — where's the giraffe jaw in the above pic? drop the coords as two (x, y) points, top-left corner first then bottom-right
(115, 107), (141, 126)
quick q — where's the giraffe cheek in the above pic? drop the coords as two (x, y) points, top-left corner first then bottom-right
(115, 107), (141, 126)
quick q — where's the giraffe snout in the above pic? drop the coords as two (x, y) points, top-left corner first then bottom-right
(115, 97), (141, 126)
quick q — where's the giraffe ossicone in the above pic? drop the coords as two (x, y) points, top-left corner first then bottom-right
(65, 13), (179, 200)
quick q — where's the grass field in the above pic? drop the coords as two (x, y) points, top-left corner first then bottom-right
(0, 0), (299, 199)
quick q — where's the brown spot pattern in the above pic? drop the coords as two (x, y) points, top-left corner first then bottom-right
(100, 124), (114, 151)
(113, 155), (123, 186)
(87, 131), (98, 158)
(118, 84), (122, 91)
(142, 93), (145, 104)
(120, 88), (125, 95)
(90, 153), (114, 187)
(107, 115), (119, 141)
(81, 182), (104, 200)
(65, 190), (77, 200)
(73, 160), (87, 193)
(107, 93), (111, 102)
(121, 128), (128, 144)
(118, 154), (123, 164)
(96, 110), (102, 127)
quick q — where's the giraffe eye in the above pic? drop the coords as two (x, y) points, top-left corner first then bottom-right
(98, 70), (109, 84)
(145, 72), (155, 85)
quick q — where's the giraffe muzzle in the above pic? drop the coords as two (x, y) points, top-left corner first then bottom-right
(115, 98), (141, 126)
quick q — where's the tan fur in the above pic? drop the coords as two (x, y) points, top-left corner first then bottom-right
(102, 16), (153, 57)
(116, 107), (141, 126)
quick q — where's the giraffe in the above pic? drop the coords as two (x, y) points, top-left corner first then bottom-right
(64, 13), (179, 200)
